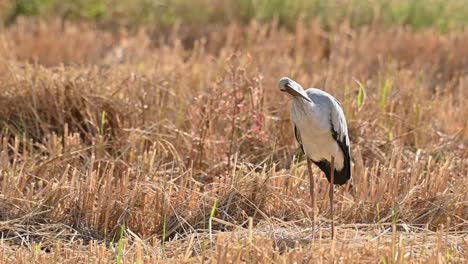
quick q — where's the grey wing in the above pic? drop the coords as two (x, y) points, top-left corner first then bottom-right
(305, 88), (349, 146)
(330, 100), (349, 147)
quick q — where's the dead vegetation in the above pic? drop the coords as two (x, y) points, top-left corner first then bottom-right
(0, 19), (467, 263)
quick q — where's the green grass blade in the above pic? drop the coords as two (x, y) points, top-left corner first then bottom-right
(209, 198), (218, 243)
(116, 224), (125, 264)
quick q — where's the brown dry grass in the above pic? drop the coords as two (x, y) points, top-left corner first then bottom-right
(0, 19), (467, 263)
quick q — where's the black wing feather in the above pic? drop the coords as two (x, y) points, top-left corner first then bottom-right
(330, 124), (351, 184)
(294, 125), (305, 154)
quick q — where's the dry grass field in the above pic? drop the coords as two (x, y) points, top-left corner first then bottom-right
(0, 13), (467, 264)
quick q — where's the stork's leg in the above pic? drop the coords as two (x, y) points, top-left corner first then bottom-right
(306, 158), (316, 224)
(329, 155), (335, 239)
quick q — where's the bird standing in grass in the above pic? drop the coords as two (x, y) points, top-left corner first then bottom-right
(278, 77), (351, 238)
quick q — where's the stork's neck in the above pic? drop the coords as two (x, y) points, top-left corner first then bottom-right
(293, 95), (314, 112)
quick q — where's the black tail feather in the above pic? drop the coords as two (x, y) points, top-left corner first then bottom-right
(312, 159), (350, 185)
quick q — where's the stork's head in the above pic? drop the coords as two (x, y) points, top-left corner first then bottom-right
(277, 77), (312, 103)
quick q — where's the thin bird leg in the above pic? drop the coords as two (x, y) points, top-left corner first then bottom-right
(329, 155), (335, 239)
(306, 158), (316, 224)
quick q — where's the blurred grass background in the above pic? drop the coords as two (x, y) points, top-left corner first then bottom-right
(1, 0), (468, 32)
(0, 1), (467, 262)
